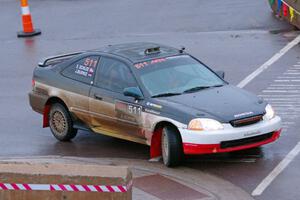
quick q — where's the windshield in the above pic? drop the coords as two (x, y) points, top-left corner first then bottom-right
(135, 55), (225, 97)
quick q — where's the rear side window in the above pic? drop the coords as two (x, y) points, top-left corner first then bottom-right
(62, 56), (99, 84)
(95, 57), (137, 93)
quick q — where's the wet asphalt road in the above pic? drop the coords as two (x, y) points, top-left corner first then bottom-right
(0, 0), (299, 199)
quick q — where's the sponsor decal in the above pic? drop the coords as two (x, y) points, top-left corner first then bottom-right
(145, 108), (160, 115)
(244, 130), (261, 137)
(146, 102), (162, 109)
(134, 58), (167, 69)
(234, 111), (254, 118)
(74, 57), (98, 77)
(75, 64), (89, 76)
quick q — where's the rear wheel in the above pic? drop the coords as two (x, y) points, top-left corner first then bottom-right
(49, 103), (77, 141)
(161, 126), (183, 167)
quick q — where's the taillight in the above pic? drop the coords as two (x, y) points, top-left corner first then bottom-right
(32, 79), (35, 88)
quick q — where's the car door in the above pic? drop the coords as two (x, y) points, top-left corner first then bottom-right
(89, 56), (145, 144)
(60, 55), (99, 125)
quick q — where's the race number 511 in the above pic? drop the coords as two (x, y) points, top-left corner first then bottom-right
(128, 105), (142, 116)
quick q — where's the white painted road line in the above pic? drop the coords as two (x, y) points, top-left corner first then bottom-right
(268, 85), (300, 88)
(277, 77), (300, 79)
(252, 142), (300, 196)
(284, 73), (300, 75)
(270, 84), (300, 86)
(273, 104), (300, 106)
(274, 79), (300, 82)
(277, 115), (299, 118)
(267, 88), (300, 90)
(282, 121), (295, 124)
(287, 70), (300, 72)
(262, 90), (299, 93)
(276, 113), (298, 116)
(258, 94), (300, 97)
(237, 34), (300, 88)
(274, 80), (291, 82)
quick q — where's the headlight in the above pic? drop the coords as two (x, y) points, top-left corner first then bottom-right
(263, 104), (275, 120)
(188, 118), (224, 131)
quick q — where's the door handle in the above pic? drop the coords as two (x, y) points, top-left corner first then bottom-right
(94, 94), (103, 100)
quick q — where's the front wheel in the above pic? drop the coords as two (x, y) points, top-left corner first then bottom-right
(49, 103), (77, 141)
(161, 126), (184, 167)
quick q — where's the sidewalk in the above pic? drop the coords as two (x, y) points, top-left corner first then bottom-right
(0, 156), (254, 200)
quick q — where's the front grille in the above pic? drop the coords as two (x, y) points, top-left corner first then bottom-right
(230, 115), (263, 127)
(220, 132), (274, 149)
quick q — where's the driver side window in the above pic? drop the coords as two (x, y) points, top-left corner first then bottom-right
(95, 57), (137, 93)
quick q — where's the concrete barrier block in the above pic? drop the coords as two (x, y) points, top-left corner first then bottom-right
(0, 162), (132, 200)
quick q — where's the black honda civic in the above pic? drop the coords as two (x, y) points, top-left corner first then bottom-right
(29, 42), (282, 167)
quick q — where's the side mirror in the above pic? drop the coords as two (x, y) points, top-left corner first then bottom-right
(216, 71), (225, 79)
(123, 87), (144, 100)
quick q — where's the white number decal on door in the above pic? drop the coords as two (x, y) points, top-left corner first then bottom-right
(128, 105), (142, 116)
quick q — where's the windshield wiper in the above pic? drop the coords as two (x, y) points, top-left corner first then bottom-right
(183, 84), (225, 93)
(151, 92), (182, 98)
(211, 84), (224, 88)
(183, 86), (211, 93)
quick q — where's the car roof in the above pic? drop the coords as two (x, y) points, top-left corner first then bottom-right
(91, 42), (182, 63)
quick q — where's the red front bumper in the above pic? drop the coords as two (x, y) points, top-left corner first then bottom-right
(183, 129), (281, 155)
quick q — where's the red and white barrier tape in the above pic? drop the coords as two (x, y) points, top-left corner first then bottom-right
(0, 181), (132, 193)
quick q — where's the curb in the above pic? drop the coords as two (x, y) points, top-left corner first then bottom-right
(0, 161), (132, 200)
(0, 156), (254, 200)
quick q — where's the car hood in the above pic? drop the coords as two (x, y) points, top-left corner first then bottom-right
(156, 85), (266, 123)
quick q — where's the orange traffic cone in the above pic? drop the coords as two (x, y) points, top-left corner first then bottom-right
(17, 0), (41, 37)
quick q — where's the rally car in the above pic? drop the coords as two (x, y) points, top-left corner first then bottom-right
(29, 42), (282, 167)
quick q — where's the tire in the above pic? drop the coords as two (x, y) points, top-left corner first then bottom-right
(49, 103), (77, 141)
(161, 126), (184, 167)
